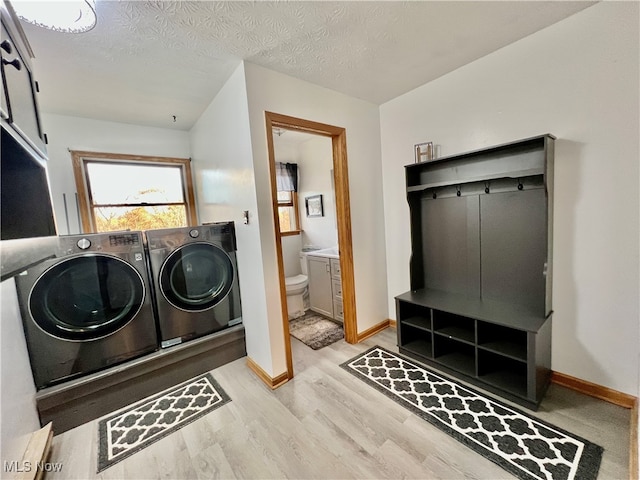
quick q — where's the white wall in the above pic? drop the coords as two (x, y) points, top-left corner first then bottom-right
(380, 2), (639, 395)
(244, 62), (388, 376)
(189, 64), (276, 375)
(0, 279), (40, 463)
(41, 113), (191, 235)
(298, 136), (338, 250)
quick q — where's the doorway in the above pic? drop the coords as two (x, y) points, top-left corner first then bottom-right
(265, 112), (357, 380)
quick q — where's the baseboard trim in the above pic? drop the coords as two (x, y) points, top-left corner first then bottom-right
(388, 319), (397, 328)
(550, 371), (637, 409)
(631, 399), (638, 480)
(357, 319), (391, 343)
(246, 357), (289, 390)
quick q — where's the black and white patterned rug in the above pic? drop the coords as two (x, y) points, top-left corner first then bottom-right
(97, 373), (230, 472)
(341, 346), (603, 480)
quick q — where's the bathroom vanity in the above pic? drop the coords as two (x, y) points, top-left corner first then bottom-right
(306, 248), (342, 322)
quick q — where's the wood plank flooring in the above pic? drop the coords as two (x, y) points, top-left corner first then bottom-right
(46, 328), (630, 479)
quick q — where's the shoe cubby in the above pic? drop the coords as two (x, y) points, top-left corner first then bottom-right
(477, 322), (527, 361)
(432, 310), (475, 344)
(397, 302), (433, 359)
(433, 336), (476, 377)
(478, 350), (528, 398)
(396, 290), (550, 409)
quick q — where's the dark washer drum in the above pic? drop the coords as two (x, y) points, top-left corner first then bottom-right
(29, 254), (145, 341)
(159, 243), (234, 312)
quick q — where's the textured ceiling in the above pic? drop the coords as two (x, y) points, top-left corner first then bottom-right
(19, 1), (595, 130)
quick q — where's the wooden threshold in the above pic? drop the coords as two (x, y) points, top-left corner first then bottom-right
(246, 357), (290, 389)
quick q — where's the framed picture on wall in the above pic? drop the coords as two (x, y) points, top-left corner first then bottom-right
(305, 194), (324, 218)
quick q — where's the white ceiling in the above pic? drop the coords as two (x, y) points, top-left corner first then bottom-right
(19, 1), (595, 131)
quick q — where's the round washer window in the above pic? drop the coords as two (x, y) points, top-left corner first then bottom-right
(29, 254), (145, 341)
(160, 243), (234, 312)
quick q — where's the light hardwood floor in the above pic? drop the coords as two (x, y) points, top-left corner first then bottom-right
(46, 328), (630, 479)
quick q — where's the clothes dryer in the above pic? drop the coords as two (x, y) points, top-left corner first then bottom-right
(15, 231), (158, 390)
(145, 222), (242, 348)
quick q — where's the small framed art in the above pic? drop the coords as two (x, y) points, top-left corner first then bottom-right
(305, 194), (324, 217)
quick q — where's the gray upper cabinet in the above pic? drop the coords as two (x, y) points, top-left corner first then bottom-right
(1, 3), (47, 158)
(0, 1), (56, 251)
(396, 134), (555, 410)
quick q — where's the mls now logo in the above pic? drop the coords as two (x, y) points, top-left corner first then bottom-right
(4, 461), (63, 473)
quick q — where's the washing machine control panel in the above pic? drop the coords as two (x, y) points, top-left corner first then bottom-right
(189, 229), (200, 238)
(77, 238), (91, 250)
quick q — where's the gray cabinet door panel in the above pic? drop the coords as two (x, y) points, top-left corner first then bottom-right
(1, 22), (45, 155)
(480, 189), (546, 313)
(421, 195), (480, 296)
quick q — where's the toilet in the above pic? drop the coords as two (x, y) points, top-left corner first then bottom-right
(285, 252), (309, 319)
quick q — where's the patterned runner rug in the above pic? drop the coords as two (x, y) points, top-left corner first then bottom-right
(341, 346), (603, 480)
(97, 373), (230, 472)
(289, 313), (344, 349)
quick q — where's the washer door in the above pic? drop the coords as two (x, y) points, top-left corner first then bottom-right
(29, 254), (145, 341)
(160, 243), (234, 312)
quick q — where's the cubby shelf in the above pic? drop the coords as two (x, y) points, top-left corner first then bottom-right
(435, 351), (476, 377)
(434, 327), (475, 344)
(396, 135), (554, 410)
(402, 339), (433, 359)
(478, 342), (527, 362)
(401, 317), (431, 332)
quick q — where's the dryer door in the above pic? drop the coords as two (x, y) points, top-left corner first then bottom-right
(160, 242), (234, 312)
(29, 254), (146, 341)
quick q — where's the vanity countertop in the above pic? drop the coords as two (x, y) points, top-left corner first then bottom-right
(306, 247), (339, 259)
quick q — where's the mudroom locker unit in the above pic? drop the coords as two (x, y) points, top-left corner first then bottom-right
(395, 134), (554, 409)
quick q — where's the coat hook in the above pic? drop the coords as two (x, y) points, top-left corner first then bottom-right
(485, 182), (490, 194)
(456, 185), (461, 197)
(517, 178), (524, 190)
(432, 191), (437, 199)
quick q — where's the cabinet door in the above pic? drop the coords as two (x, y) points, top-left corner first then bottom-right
(307, 256), (333, 318)
(421, 195), (480, 296)
(331, 278), (342, 299)
(480, 189), (546, 312)
(1, 22), (46, 156)
(330, 258), (341, 280)
(333, 298), (343, 322)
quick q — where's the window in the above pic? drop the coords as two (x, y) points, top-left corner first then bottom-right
(277, 190), (300, 235)
(274, 162), (300, 236)
(72, 151), (197, 233)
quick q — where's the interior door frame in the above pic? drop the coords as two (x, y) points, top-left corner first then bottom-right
(265, 111), (357, 380)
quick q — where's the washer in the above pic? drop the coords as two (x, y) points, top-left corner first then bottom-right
(15, 231), (159, 390)
(145, 222), (242, 348)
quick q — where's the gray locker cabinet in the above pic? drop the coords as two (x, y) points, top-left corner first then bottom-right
(396, 134), (554, 410)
